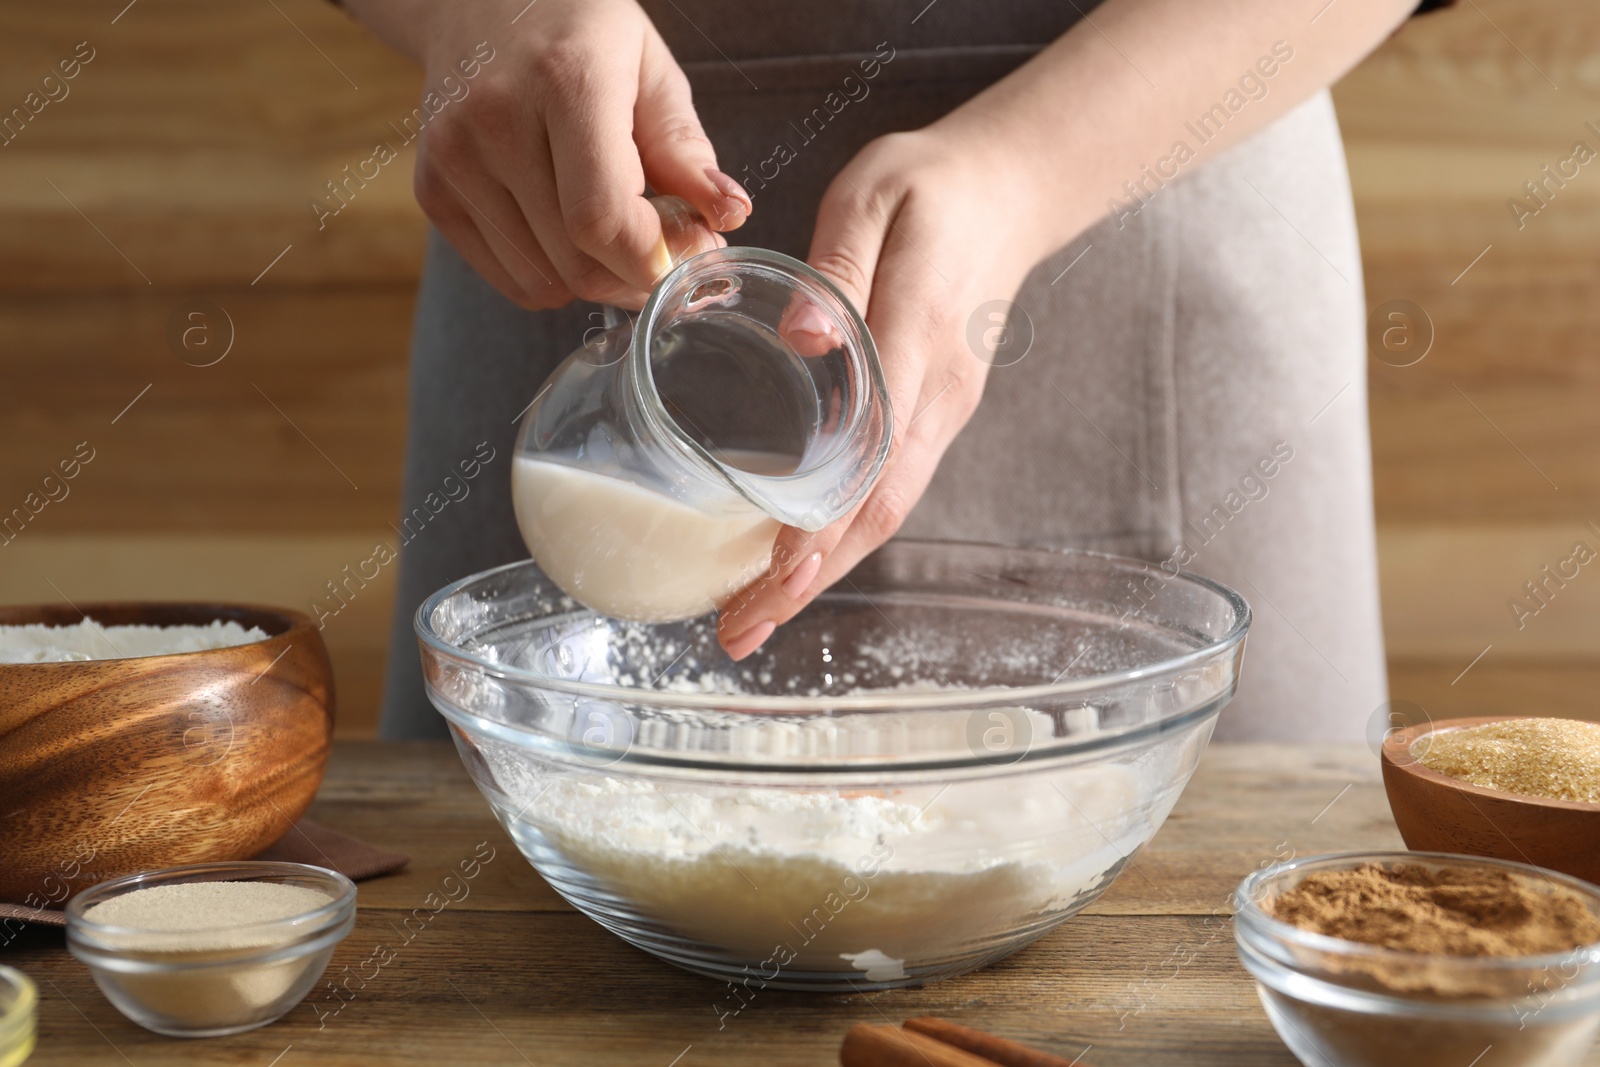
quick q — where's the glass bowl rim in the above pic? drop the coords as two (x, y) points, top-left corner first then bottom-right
(1235, 850), (1600, 974)
(66, 861), (356, 944)
(414, 541), (1252, 715)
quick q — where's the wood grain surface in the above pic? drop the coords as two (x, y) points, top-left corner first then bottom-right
(1337, 0), (1600, 526)
(1388, 656), (1600, 723)
(5, 740), (1541, 1067)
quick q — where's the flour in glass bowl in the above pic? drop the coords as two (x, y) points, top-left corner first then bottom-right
(513, 760), (1148, 981)
(473, 617), (1175, 981)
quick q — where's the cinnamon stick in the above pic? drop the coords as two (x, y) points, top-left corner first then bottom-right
(839, 1023), (999, 1067)
(903, 1018), (1092, 1067)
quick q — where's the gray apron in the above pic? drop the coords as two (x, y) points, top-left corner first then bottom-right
(381, 2), (1387, 742)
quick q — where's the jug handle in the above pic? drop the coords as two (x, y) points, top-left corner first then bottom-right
(605, 197), (719, 338)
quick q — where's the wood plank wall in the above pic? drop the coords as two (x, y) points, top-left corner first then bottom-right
(0, 0), (1594, 735)
(0, 0), (422, 735)
(1336, 0), (1600, 721)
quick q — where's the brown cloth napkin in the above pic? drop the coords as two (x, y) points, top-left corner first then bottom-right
(0, 819), (409, 928)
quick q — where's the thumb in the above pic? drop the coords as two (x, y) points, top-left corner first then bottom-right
(790, 173), (896, 364)
(805, 175), (893, 320)
(634, 33), (751, 233)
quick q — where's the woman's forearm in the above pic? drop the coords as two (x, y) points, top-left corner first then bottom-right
(937, 0), (1416, 259)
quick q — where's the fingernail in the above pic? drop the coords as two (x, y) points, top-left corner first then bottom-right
(783, 552), (823, 598)
(705, 167), (753, 214)
(724, 620), (776, 661)
(789, 302), (834, 340)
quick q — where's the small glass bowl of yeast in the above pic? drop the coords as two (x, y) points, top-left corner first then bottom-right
(66, 861), (355, 1037)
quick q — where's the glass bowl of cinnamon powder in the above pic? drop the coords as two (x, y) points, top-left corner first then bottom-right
(1235, 852), (1600, 1067)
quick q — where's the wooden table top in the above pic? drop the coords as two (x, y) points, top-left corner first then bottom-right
(10, 739), (1569, 1067)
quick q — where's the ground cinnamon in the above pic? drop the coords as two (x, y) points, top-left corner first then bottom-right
(1256, 861), (1600, 1067)
(1268, 861), (1600, 960)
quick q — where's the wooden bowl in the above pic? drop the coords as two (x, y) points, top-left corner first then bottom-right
(1381, 715), (1600, 884)
(0, 602), (334, 904)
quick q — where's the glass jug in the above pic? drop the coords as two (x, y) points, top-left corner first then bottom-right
(511, 246), (892, 623)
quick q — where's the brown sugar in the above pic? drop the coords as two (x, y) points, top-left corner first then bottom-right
(1418, 718), (1600, 804)
(1268, 861), (1600, 959)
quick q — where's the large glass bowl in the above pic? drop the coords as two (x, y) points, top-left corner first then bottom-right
(416, 541), (1249, 990)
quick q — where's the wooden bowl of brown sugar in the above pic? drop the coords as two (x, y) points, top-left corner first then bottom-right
(0, 602), (334, 906)
(1382, 715), (1600, 884)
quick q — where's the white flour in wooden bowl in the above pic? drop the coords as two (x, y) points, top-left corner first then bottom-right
(0, 618), (268, 663)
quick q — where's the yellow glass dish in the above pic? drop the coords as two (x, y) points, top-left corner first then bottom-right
(0, 966), (36, 1067)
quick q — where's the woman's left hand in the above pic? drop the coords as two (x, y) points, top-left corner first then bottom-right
(717, 124), (1055, 659)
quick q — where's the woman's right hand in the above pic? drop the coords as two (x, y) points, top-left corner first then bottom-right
(345, 0), (751, 310)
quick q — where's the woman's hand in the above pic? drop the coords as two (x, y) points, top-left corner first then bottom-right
(346, 0), (751, 310)
(716, 125), (1055, 659)
(709, 0), (1420, 661)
